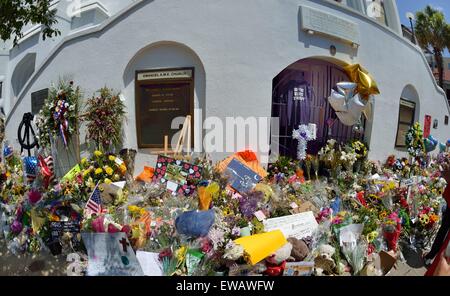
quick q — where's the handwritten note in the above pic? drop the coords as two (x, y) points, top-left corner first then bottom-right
(263, 211), (318, 240)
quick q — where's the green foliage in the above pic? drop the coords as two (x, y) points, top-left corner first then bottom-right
(0, 0), (60, 44)
(82, 87), (126, 151)
(36, 79), (81, 149)
(415, 5), (450, 87)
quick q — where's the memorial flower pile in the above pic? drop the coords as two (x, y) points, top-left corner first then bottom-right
(0, 121), (448, 276)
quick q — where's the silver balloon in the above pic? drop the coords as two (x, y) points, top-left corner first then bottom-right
(347, 94), (366, 121)
(328, 89), (348, 113)
(336, 82), (357, 100)
(336, 111), (359, 126)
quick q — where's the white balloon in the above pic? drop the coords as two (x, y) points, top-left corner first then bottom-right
(336, 111), (359, 126)
(347, 94), (366, 121)
(328, 90), (348, 112)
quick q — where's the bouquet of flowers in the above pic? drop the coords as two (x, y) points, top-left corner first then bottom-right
(405, 122), (425, 159)
(79, 151), (127, 190)
(82, 87), (126, 151)
(382, 212), (401, 251)
(36, 80), (81, 149)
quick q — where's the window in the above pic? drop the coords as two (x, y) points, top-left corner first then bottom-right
(364, 0), (388, 27)
(346, 0), (365, 13)
(395, 99), (416, 147)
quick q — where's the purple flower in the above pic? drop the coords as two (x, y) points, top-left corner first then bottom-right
(239, 191), (263, 219)
(11, 220), (23, 234)
(231, 226), (241, 236)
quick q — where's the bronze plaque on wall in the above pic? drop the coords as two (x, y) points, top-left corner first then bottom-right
(135, 68), (194, 148)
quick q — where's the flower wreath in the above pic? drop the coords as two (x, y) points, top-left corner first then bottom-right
(405, 122), (425, 158)
(36, 80), (81, 149)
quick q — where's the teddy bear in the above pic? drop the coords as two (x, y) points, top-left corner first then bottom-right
(314, 244), (336, 276)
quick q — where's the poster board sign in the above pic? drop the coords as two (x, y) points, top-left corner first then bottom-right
(153, 155), (202, 196)
(424, 115), (432, 138)
(81, 232), (144, 276)
(225, 158), (262, 193)
(263, 211), (318, 240)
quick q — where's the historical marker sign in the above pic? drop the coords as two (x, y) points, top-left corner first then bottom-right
(135, 68), (194, 148)
(300, 6), (360, 46)
(31, 88), (48, 115)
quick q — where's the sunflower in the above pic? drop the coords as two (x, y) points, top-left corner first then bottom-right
(419, 214), (430, 225)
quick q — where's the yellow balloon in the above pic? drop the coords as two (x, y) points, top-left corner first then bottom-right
(344, 64), (380, 99)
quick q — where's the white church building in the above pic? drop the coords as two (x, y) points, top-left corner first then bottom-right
(1, 0), (449, 172)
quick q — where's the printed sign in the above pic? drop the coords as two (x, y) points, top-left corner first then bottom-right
(283, 262), (314, 276)
(225, 158), (262, 193)
(263, 211), (318, 240)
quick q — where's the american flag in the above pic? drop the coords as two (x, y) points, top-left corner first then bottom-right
(85, 184), (105, 216)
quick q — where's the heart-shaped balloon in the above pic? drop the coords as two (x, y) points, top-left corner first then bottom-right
(335, 111), (359, 126)
(24, 156), (38, 182)
(427, 135), (438, 146)
(3, 146), (13, 159)
(424, 138), (437, 153)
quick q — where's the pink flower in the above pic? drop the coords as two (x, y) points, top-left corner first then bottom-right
(108, 224), (121, 233)
(92, 216), (105, 232)
(28, 190), (42, 205)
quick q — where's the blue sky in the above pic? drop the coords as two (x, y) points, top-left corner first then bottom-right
(396, 0), (450, 56)
(396, 0), (450, 26)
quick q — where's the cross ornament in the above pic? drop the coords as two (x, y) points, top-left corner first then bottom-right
(119, 237), (130, 253)
(292, 124), (317, 160)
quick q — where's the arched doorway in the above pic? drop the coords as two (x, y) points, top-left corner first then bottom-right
(272, 58), (365, 158)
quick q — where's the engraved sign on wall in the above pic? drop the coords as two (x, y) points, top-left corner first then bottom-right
(300, 6), (360, 46)
(31, 88), (49, 115)
(135, 68), (194, 148)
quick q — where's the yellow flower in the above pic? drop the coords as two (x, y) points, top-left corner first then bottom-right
(419, 214), (430, 225)
(176, 246), (187, 262)
(83, 168), (91, 177)
(113, 174), (120, 181)
(94, 150), (103, 157)
(108, 155), (116, 161)
(105, 166), (113, 176)
(119, 164), (127, 174)
(95, 168), (103, 175)
(81, 158), (88, 166)
(104, 178), (112, 184)
(367, 231), (378, 243)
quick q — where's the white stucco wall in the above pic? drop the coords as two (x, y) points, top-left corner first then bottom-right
(3, 0), (450, 172)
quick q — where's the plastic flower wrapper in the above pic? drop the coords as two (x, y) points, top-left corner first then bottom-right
(341, 238), (367, 275)
(223, 240), (245, 261)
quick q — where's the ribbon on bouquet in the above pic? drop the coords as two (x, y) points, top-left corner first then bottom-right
(53, 100), (69, 147)
(38, 155), (54, 189)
